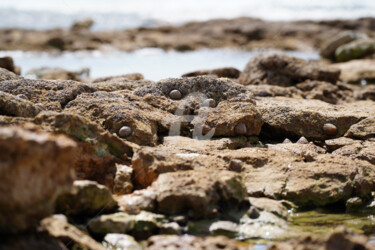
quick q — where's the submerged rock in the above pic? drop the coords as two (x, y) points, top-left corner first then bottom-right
(0, 126), (76, 233)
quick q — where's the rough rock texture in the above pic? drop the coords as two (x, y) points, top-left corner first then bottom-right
(0, 91), (42, 117)
(89, 79), (152, 92)
(91, 73), (144, 83)
(268, 227), (374, 250)
(257, 97), (375, 140)
(239, 54), (340, 86)
(246, 85), (303, 98)
(33, 111), (136, 188)
(0, 126), (76, 233)
(182, 67), (241, 79)
(152, 170), (247, 219)
(294, 80), (354, 104)
(134, 76), (262, 138)
(65, 91), (184, 146)
(55, 180), (118, 217)
(345, 117), (375, 139)
(0, 78), (96, 111)
(332, 59), (375, 83)
(0, 68), (21, 81)
(145, 235), (248, 250)
(227, 148), (375, 206)
(41, 216), (105, 250)
(355, 85), (375, 101)
(332, 140), (375, 165)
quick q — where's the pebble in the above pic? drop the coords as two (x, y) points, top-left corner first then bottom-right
(169, 90), (182, 100)
(323, 123), (337, 136)
(234, 122), (247, 135)
(118, 126), (132, 138)
(202, 98), (216, 108)
(296, 136), (308, 144)
(247, 207), (260, 219)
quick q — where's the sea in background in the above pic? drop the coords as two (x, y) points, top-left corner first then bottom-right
(1, 0), (374, 80)
(1, 0), (375, 30)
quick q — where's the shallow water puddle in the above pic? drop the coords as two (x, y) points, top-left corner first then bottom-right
(0, 48), (319, 81)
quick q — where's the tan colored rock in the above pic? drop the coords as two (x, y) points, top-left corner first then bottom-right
(249, 197), (291, 219)
(131, 146), (226, 188)
(153, 169), (247, 219)
(0, 78), (96, 111)
(268, 227), (373, 250)
(0, 68), (21, 82)
(0, 91), (42, 117)
(332, 140), (375, 165)
(41, 216), (105, 250)
(325, 137), (356, 151)
(295, 80), (354, 104)
(332, 59), (375, 83)
(117, 187), (157, 214)
(91, 73), (144, 83)
(345, 116), (375, 139)
(246, 85), (303, 98)
(33, 111), (136, 187)
(65, 91), (175, 146)
(55, 180), (118, 217)
(145, 235), (248, 250)
(90, 79), (151, 92)
(355, 85), (375, 101)
(113, 164), (133, 195)
(239, 54), (340, 86)
(0, 126), (76, 233)
(257, 97), (375, 140)
(182, 67), (240, 79)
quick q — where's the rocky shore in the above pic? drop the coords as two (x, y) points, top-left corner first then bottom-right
(0, 17), (374, 53)
(1, 17), (375, 250)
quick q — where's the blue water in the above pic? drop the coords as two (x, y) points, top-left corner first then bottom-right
(0, 0), (375, 30)
(0, 49), (319, 81)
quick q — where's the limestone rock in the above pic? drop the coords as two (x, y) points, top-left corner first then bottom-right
(257, 97), (375, 140)
(33, 111), (136, 187)
(0, 91), (42, 117)
(182, 67), (241, 79)
(113, 164), (133, 195)
(269, 226), (373, 250)
(41, 216), (105, 250)
(103, 234), (141, 250)
(0, 68), (21, 82)
(55, 180), (118, 217)
(0, 78), (96, 111)
(345, 117), (375, 139)
(145, 235), (248, 250)
(153, 169), (247, 219)
(0, 126), (76, 233)
(332, 59), (375, 83)
(239, 54), (340, 86)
